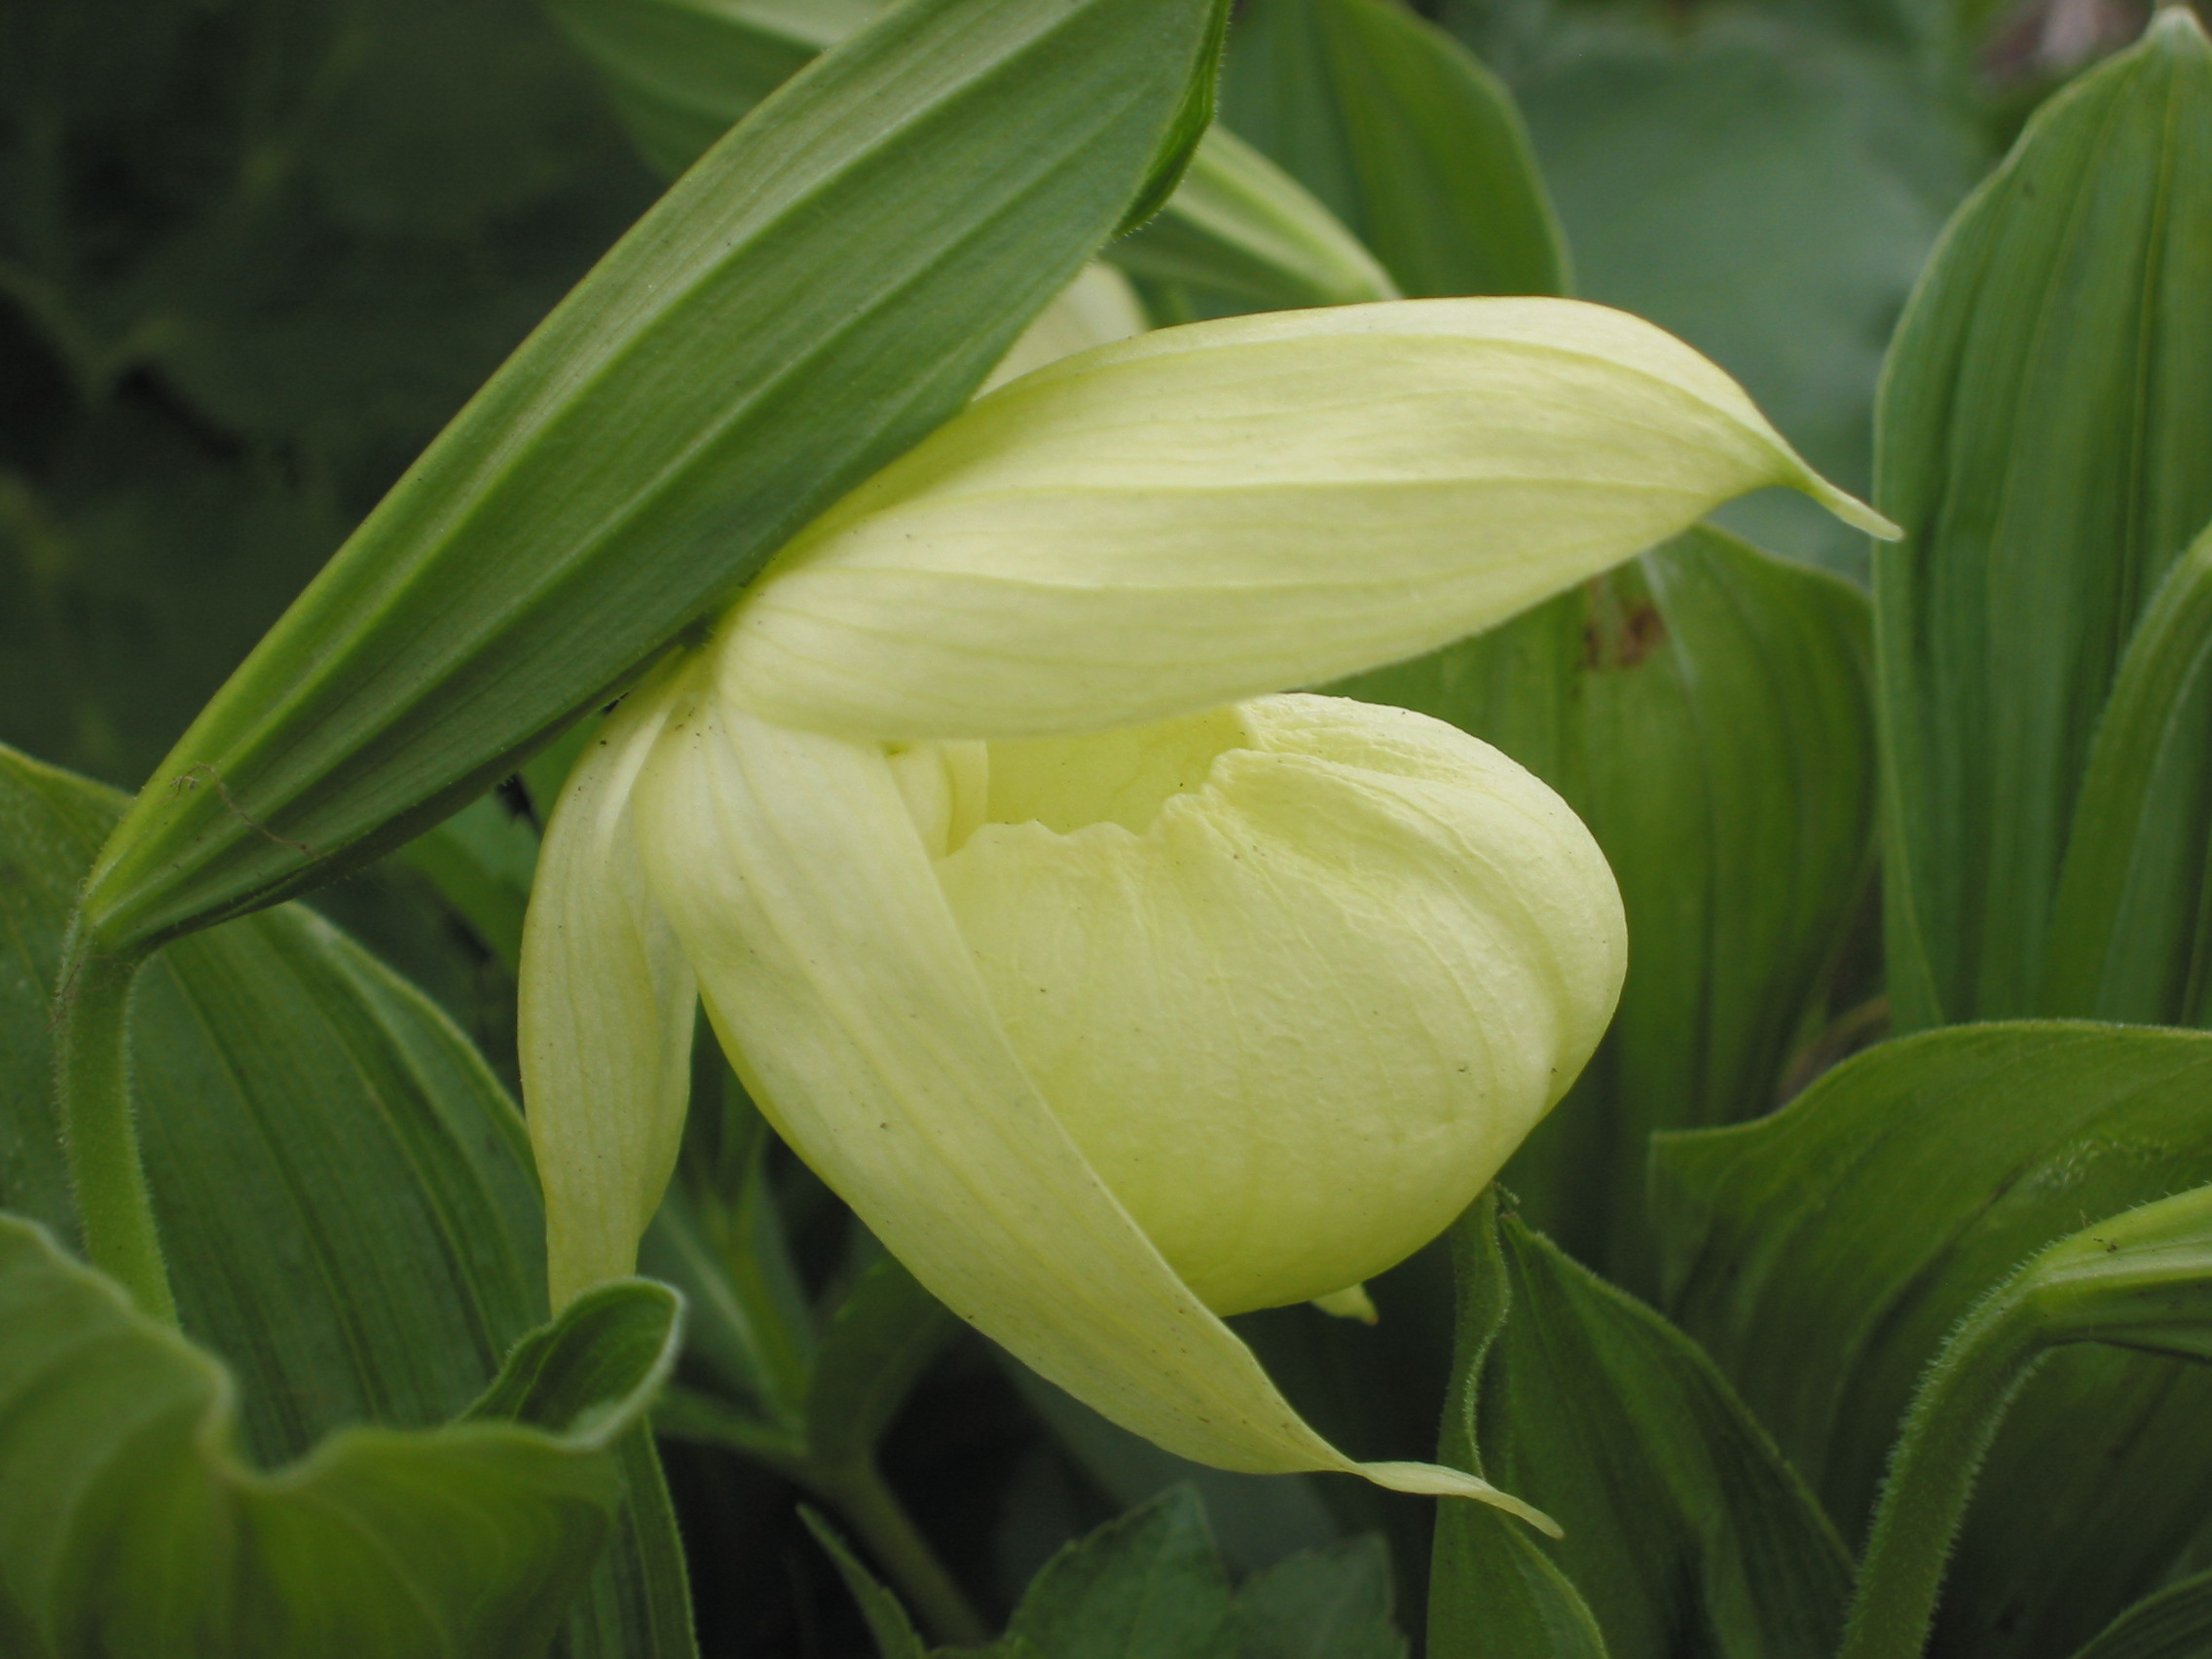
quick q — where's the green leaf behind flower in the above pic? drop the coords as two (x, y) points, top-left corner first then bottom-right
(0, 741), (694, 1658)
(1655, 1022), (2212, 1658)
(0, 1219), (679, 1659)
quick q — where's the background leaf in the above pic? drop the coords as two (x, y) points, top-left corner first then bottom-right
(1875, 12), (2212, 1029)
(0, 0), (655, 792)
(0, 740), (694, 1658)
(1221, 0), (1568, 298)
(1336, 526), (1877, 1289)
(2040, 520), (2212, 1022)
(1431, 1197), (1852, 1659)
(2069, 1572), (2212, 1659)
(0, 1215), (680, 1659)
(1654, 1022), (2212, 1658)
(1235, 1536), (1406, 1659)
(1513, 11), (1977, 573)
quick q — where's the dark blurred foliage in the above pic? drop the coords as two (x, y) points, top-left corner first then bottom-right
(0, 0), (2174, 1652)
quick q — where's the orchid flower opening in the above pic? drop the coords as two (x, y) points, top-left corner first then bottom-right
(519, 285), (1896, 1528)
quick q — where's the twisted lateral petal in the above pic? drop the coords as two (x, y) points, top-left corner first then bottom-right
(719, 297), (1898, 741)
(629, 686), (1556, 1530)
(521, 666), (698, 1308)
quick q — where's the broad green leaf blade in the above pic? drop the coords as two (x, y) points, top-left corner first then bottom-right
(78, 0), (1231, 957)
(1514, 16), (1974, 576)
(994, 1487), (1237, 1659)
(1654, 1023), (2212, 1658)
(802, 1254), (958, 1475)
(0, 741), (695, 1659)
(0, 1218), (680, 1658)
(1430, 1197), (1618, 1659)
(2070, 1572), (2212, 1659)
(1875, 11), (2212, 1030)
(1335, 526), (1876, 1288)
(1235, 1537), (1407, 1659)
(2042, 520), (2212, 1022)
(1432, 1198), (1851, 1659)
(546, 0), (1386, 316)
(1222, 0), (1568, 298)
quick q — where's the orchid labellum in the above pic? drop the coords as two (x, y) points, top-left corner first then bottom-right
(520, 292), (1893, 1526)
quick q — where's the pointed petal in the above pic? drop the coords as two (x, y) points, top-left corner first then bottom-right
(630, 686), (1546, 1524)
(721, 297), (1899, 741)
(520, 664), (698, 1308)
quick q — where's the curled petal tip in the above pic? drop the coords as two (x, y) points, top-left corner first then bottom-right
(1801, 472), (1903, 540)
(1360, 1460), (1564, 1537)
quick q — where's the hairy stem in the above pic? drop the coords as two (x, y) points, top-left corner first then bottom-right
(54, 940), (175, 1325)
(813, 1460), (989, 1646)
(1836, 1295), (2041, 1659)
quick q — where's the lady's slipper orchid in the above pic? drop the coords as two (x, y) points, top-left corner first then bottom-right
(521, 295), (1895, 1523)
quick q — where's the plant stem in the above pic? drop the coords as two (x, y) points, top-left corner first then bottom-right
(54, 940), (176, 1326)
(1835, 1295), (2041, 1659)
(814, 1460), (989, 1647)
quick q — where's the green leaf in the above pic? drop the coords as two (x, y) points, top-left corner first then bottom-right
(0, 1215), (680, 1658)
(997, 1358), (1344, 1581)
(1516, 13), (1976, 574)
(1221, 0), (1568, 298)
(1876, 11), (2212, 1029)
(1836, 1183), (2212, 1659)
(548, 0), (1389, 317)
(1236, 1536), (1406, 1659)
(803, 1254), (959, 1478)
(0, 740), (695, 1658)
(1430, 1198), (1614, 1659)
(1109, 128), (1399, 313)
(1334, 525), (1876, 1289)
(2042, 520), (2212, 1023)
(988, 1487), (1237, 1659)
(77, 0), (1231, 957)
(541, 0), (878, 177)
(2070, 1572), (2212, 1659)
(1430, 1197), (1851, 1659)
(1654, 1022), (2212, 1658)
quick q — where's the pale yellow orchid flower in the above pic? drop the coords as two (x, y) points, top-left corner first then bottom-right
(520, 290), (1894, 1527)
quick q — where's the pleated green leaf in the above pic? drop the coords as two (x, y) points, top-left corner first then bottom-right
(1430, 1196), (1850, 1659)
(2042, 520), (2212, 1022)
(0, 742), (695, 1658)
(1235, 1537), (1405, 1659)
(0, 1214), (680, 1659)
(1876, 11), (2212, 1031)
(1334, 526), (1876, 1289)
(1429, 1197), (1611, 1659)
(1221, 0), (1567, 297)
(2069, 1572), (2212, 1659)
(76, 0), (1228, 958)
(1654, 1023), (2212, 1658)
(547, 0), (1391, 315)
